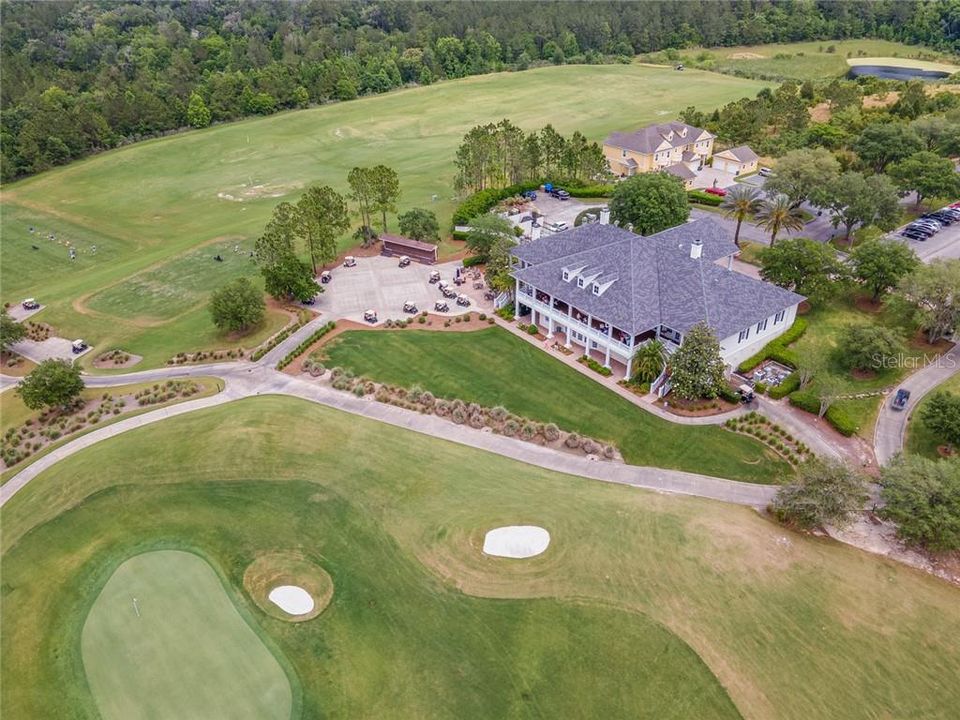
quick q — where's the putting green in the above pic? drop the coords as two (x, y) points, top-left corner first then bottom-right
(81, 550), (292, 720)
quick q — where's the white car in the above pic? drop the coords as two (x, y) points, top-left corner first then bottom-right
(545, 221), (568, 233)
(21, 298), (39, 310)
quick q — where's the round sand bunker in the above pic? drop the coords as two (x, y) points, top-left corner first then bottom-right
(483, 525), (550, 559)
(268, 585), (315, 616)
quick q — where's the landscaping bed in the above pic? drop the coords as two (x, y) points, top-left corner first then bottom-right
(723, 411), (813, 466)
(658, 395), (738, 417)
(0, 351), (36, 376)
(92, 349), (142, 369)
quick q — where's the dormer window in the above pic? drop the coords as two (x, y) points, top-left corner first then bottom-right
(562, 270), (570, 281)
(592, 283), (601, 295)
(577, 276), (585, 288)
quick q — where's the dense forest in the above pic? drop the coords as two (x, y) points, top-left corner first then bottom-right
(2, 0), (960, 181)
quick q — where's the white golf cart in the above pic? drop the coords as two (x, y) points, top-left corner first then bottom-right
(343, 256), (357, 268)
(398, 255), (411, 268)
(362, 309), (377, 324)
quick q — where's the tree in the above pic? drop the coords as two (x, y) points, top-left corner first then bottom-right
(186, 91), (211, 128)
(888, 150), (960, 207)
(880, 455), (960, 551)
(763, 148), (840, 208)
(631, 340), (666, 384)
(849, 239), (920, 302)
(668, 323), (725, 401)
(484, 234), (516, 293)
(836, 324), (904, 372)
(753, 193), (805, 246)
(921, 392), (960, 451)
(896, 259), (960, 343)
(821, 171), (900, 243)
(262, 253), (319, 302)
(16, 359), (84, 411)
(814, 374), (843, 418)
(347, 167), (377, 244)
(720, 184), (763, 248)
(297, 185), (349, 273)
(0, 308), (26, 352)
(209, 277), (265, 333)
(397, 208), (440, 242)
(771, 458), (868, 530)
(609, 172), (689, 236)
(370, 165), (400, 232)
(758, 238), (844, 300)
(465, 213), (513, 258)
(853, 123), (923, 173)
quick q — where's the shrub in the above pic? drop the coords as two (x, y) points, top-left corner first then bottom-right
(736, 318), (808, 373)
(581, 439), (599, 455)
(490, 406), (508, 422)
(568, 184), (615, 198)
(578, 355), (612, 377)
(526, 324), (539, 335)
(687, 189), (724, 206)
(543, 423), (560, 442)
(503, 419), (519, 436)
(603, 445), (616, 459)
(451, 406), (467, 424)
(718, 385), (740, 403)
(469, 413), (485, 429)
(462, 255), (485, 268)
(520, 422), (537, 440)
(452, 181), (542, 225)
(565, 432), (581, 448)
(478, 313), (487, 321)
(768, 372), (800, 399)
(353, 384), (365, 397)
(419, 391), (435, 407)
(754, 382), (768, 395)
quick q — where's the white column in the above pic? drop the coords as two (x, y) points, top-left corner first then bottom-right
(547, 315), (554, 338)
(604, 344), (611, 368)
(565, 305), (573, 348)
(625, 354), (633, 378)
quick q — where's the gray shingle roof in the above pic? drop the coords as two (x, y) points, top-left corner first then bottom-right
(715, 145), (759, 163)
(512, 219), (804, 339)
(604, 122), (713, 155)
(664, 163), (696, 180)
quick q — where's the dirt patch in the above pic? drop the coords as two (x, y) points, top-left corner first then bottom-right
(243, 551), (334, 622)
(217, 181), (303, 203)
(850, 368), (878, 380)
(92, 349), (142, 369)
(854, 296), (885, 314)
(863, 91), (899, 109)
(1, 351), (36, 376)
(728, 52), (766, 59)
(808, 102), (831, 123)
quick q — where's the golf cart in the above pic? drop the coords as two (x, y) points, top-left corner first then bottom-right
(320, 271), (332, 284)
(442, 286), (457, 299)
(343, 256), (357, 268)
(301, 294), (316, 305)
(398, 255), (411, 268)
(434, 300), (449, 312)
(892, 388), (910, 411)
(21, 298), (39, 310)
(428, 270), (441, 283)
(456, 294), (471, 307)
(71, 339), (88, 354)
(362, 309), (377, 324)
(738, 384), (755, 404)
(402, 301), (418, 314)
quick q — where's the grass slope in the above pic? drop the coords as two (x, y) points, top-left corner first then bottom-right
(905, 374), (960, 459)
(0, 64), (769, 366)
(82, 550), (292, 720)
(3, 397), (959, 719)
(321, 327), (788, 483)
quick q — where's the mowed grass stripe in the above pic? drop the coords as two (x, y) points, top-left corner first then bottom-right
(81, 550), (292, 720)
(0, 64), (769, 367)
(320, 327), (786, 483)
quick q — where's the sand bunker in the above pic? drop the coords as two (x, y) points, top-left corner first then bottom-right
(268, 585), (315, 615)
(483, 526), (550, 559)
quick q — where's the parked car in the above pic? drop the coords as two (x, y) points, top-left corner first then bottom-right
(905, 225), (936, 238)
(434, 300), (449, 312)
(71, 339), (88, 354)
(456, 294), (471, 307)
(704, 186), (727, 197)
(21, 298), (39, 310)
(544, 221), (568, 233)
(428, 270), (441, 283)
(758, 167), (773, 177)
(343, 256), (357, 267)
(891, 388), (910, 411)
(902, 228), (931, 241)
(549, 187), (570, 200)
(362, 309), (377, 323)
(320, 271), (332, 284)
(301, 295), (316, 305)
(923, 212), (954, 225)
(402, 301), (418, 314)
(522, 190), (537, 200)
(398, 255), (411, 268)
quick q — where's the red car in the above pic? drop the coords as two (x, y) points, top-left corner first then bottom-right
(704, 186), (727, 197)
(950, 201), (960, 209)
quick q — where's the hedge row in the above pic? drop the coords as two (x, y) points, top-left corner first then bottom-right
(568, 184), (615, 198)
(451, 181), (542, 226)
(688, 190), (724, 206)
(276, 321), (337, 370)
(767, 372), (800, 400)
(462, 255), (484, 267)
(578, 355), (613, 377)
(736, 318), (808, 374)
(250, 316), (311, 362)
(788, 390), (858, 436)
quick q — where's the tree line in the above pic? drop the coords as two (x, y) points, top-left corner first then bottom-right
(6, 0), (960, 181)
(454, 119), (607, 193)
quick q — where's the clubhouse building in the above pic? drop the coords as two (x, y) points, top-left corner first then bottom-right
(510, 217), (804, 377)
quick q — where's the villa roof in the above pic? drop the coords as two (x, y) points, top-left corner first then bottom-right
(664, 163), (696, 181)
(511, 219), (804, 339)
(715, 145), (759, 163)
(604, 121), (713, 155)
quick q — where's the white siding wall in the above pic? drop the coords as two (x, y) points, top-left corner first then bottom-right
(719, 303), (799, 367)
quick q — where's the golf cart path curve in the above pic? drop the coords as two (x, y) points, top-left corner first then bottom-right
(874, 343), (960, 465)
(0, 363), (777, 510)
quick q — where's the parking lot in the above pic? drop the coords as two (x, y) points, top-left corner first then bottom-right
(11, 337), (93, 364)
(891, 215), (960, 263)
(311, 255), (491, 323)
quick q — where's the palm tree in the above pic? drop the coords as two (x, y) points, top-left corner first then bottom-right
(720, 184), (763, 248)
(754, 193), (805, 247)
(631, 340), (667, 384)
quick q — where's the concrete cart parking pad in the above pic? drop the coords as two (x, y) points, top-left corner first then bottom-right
(11, 337), (93, 363)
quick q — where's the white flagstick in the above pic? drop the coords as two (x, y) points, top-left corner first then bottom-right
(132, 597), (141, 618)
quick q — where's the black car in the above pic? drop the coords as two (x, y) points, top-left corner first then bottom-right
(924, 212), (954, 225)
(549, 188), (570, 200)
(906, 223), (937, 236)
(902, 229), (930, 241)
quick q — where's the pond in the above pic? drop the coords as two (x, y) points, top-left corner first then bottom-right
(847, 64), (951, 81)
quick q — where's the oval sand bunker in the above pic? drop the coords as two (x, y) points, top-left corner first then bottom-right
(268, 585), (315, 615)
(483, 526), (550, 559)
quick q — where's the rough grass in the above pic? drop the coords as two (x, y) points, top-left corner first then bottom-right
(906, 374), (960, 459)
(0, 64), (769, 367)
(321, 327), (789, 483)
(81, 550), (293, 720)
(2, 397), (959, 719)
